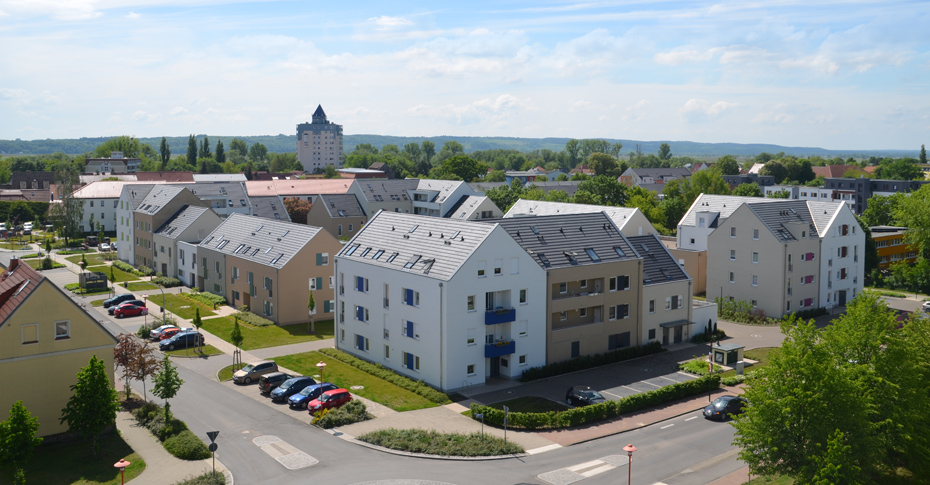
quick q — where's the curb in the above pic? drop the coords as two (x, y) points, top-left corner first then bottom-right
(566, 405), (708, 447)
(327, 428), (529, 461)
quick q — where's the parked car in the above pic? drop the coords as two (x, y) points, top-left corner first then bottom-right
(258, 372), (293, 394)
(233, 361), (279, 384)
(922, 301), (930, 313)
(159, 331), (204, 351)
(103, 293), (136, 308)
(114, 304), (148, 318)
(99, 243), (111, 251)
(270, 377), (318, 403)
(703, 395), (748, 421)
(112, 242), (118, 251)
(150, 324), (178, 340)
(307, 388), (353, 414)
(159, 327), (193, 340)
(566, 386), (607, 406)
(288, 382), (338, 409)
(109, 300), (145, 315)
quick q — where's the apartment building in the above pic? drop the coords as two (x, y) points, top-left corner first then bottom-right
(335, 211), (546, 390)
(346, 179), (417, 215)
(196, 214), (341, 325)
(296, 105), (344, 171)
(870, 226), (919, 269)
(444, 195), (503, 221)
(84, 151), (140, 173)
(132, 186), (208, 268)
(305, 194), (367, 239)
(151, 206), (222, 279)
(504, 200), (657, 237)
(627, 235), (693, 345)
(492, 213), (643, 363)
(76, 181), (169, 233)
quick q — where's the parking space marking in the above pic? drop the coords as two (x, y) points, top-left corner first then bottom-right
(660, 424), (674, 429)
(252, 435), (318, 470)
(601, 390), (624, 400)
(620, 385), (641, 393)
(641, 380), (663, 388)
(657, 375), (679, 383)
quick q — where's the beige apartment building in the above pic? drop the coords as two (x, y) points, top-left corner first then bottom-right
(133, 186), (207, 268)
(629, 235), (694, 345)
(493, 213), (643, 363)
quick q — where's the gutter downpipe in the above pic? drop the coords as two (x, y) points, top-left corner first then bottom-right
(439, 281), (444, 390)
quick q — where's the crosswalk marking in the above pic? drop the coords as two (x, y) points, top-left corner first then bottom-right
(538, 455), (626, 485)
(580, 464), (616, 477)
(527, 443), (562, 455)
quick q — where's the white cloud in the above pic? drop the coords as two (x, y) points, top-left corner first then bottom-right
(679, 99), (739, 123)
(654, 48), (720, 66)
(131, 110), (160, 121)
(169, 107), (188, 115)
(0, 88), (28, 100)
(406, 94), (526, 125)
(126, 11), (140, 19)
(370, 15), (413, 28)
(545, 29), (652, 76)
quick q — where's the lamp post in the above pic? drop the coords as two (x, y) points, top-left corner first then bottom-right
(623, 443), (636, 485)
(316, 361), (326, 384)
(113, 459), (130, 485)
(142, 294), (148, 330)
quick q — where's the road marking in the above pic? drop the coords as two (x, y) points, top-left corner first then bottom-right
(641, 380), (663, 388)
(621, 385), (641, 393)
(601, 390), (624, 399)
(567, 460), (603, 472)
(538, 455), (626, 485)
(660, 424), (674, 429)
(252, 435), (318, 470)
(527, 443), (562, 455)
(580, 464), (616, 477)
(685, 416), (698, 421)
(657, 375), (678, 383)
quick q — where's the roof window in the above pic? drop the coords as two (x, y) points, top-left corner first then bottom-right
(404, 255), (421, 269)
(360, 247), (372, 258)
(585, 248), (600, 261)
(217, 240), (229, 250)
(614, 246), (626, 257)
(422, 259), (435, 274)
(373, 249), (384, 260)
(538, 253), (551, 267)
(531, 226), (539, 235)
(345, 244), (360, 257)
(271, 253), (284, 265)
(564, 251), (578, 264)
(386, 252), (398, 263)
(409, 225), (419, 233)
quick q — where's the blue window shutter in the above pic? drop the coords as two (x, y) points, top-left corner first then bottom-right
(406, 321), (413, 337)
(317, 277), (323, 291)
(323, 300), (330, 313)
(356, 277), (363, 292)
(357, 306), (364, 321)
(356, 335), (363, 350)
(316, 253), (323, 265)
(406, 353), (413, 369)
(406, 289), (414, 305)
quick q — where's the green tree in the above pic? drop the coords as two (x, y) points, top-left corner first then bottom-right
(895, 184), (930, 257)
(94, 136), (143, 158)
(215, 140), (226, 166)
(919, 145), (927, 165)
(323, 165), (338, 178)
(59, 355), (119, 455)
(732, 182), (762, 197)
(810, 430), (862, 485)
(860, 193), (904, 227)
(682, 168), (730, 201)
(421, 140), (436, 166)
(716, 155), (740, 175)
(767, 189), (791, 198)
(876, 158), (922, 180)
(200, 136), (211, 159)
(759, 160), (788, 183)
(434, 155), (486, 182)
(555, 173), (569, 181)
(230, 315), (244, 369)
(159, 137), (171, 169)
(192, 308), (203, 353)
(565, 139), (581, 166)
(283, 197), (311, 224)
(51, 166), (83, 245)
(589, 152), (618, 176)
(657, 143), (672, 161)
(485, 170), (506, 182)
(0, 401), (42, 484)
(152, 355), (183, 422)
(574, 175), (626, 206)
(229, 138), (248, 157)
(403, 143), (421, 162)
(308, 290), (316, 333)
(186, 135), (198, 168)
(248, 142), (268, 163)
(244, 162), (253, 180)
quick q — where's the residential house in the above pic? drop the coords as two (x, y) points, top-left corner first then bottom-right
(658, 235), (707, 296)
(823, 177), (930, 215)
(368, 162), (396, 180)
(249, 196), (290, 221)
(152, 206), (222, 279)
(306, 194), (367, 239)
(117, 184), (159, 264)
(627, 235), (693, 345)
(76, 181), (169, 233)
(84, 151), (141, 173)
(0, 259), (118, 437)
(244, 178), (352, 204)
(491, 213), (643, 363)
(196, 214), (341, 325)
(444, 195), (503, 221)
(185, 182), (251, 217)
(503, 200), (657, 237)
(176, 241), (200, 287)
(620, 167), (692, 188)
(347, 179), (418, 215)
(870, 226), (919, 269)
(410, 179), (480, 217)
(722, 174), (775, 190)
(192, 174), (247, 183)
(335, 211), (546, 390)
(131, 186), (208, 268)
(135, 172), (195, 183)
(9, 171), (54, 191)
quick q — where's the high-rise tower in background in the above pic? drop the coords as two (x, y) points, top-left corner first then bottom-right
(296, 105), (344, 172)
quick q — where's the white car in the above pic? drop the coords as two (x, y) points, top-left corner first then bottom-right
(99, 243), (111, 251)
(922, 301), (930, 313)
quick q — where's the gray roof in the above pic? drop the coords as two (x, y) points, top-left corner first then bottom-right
(470, 180), (584, 196)
(413, 179), (466, 202)
(198, 213), (321, 269)
(624, 167), (693, 179)
(504, 200), (643, 230)
(192, 174), (247, 182)
(746, 200), (819, 243)
(154, 205), (211, 240)
(122, 184), (157, 209)
(445, 195), (491, 219)
(337, 211), (497, 281)
(135, 186), (188, 215)
(807, 201), (845, 235)
(490, 213), (639, 270)
(249, 196), (289, 221)
(185, 182), (249, 206)
(679, 194), (783, 228)
(321, 194), (366, 219)
(627, 235), (689, 285)
(354, 179), (417, 203)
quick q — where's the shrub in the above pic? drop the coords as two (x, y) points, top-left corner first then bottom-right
(358, 429), (523, 456)
(691, 329), (727, 343)
(318, 348), (452, 404)
(313, 400), (372, 428)
(58, 249), (96, 255)
(790, 307), (829, 320)
(19, 253), (42, 259)
(137, 326), (152, 339)
(164, 430), (212, 460)
(234, 310), (274, 327)
(716, 298), (780, 325)
(678, 356), (723, 376)
(41, 257), (54, 270)
(143, 411), (189, 441)
(131, 401), (160, 424)
(470, 375), (721, 430)
(150, 313), (179, 328)
(174, 473), (226, 485)
(112, 260), (150, 277)
(519, 341), (666, 381)
(153, 276), (183, 288)
(721, 375), (747, 386)
(138, 265), (156, 276)
(182, 290), (226, 307)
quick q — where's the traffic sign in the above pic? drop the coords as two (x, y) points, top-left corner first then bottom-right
(208, 443), (218, 452)
(207, 431), (219, 443)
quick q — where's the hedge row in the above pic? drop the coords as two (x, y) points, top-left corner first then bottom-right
(112, 260), (150, 277)
(358, 428), (523, 456)
(131, 401), (211, 460)
(152, 276), (183, 288)
(318, 348), (452, 404)
(235, 310), (274, 327)
(470, 375), (721, 430)
(312, 400), (372, 429)
(519, 341), (666, 382)
(181, 290), (227, 307)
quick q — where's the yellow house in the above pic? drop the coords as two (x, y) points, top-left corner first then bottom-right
(0, 259), (118, 437)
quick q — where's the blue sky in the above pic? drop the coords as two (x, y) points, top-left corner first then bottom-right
(1, 1), (928, 150)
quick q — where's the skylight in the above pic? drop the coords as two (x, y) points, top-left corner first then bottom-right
(360, 247), (371, 258)
(585, 248), (600, 261)
(422, 259), (435, 274)
(235, 244), (245, 253)
(265, 246), (274, 254)
(409, 225), (418, 233)
(386, 252), (398, 263)
(451, 231), (461, 239)
(345, 244), (360, 256)
(271, 253), (284, 265)
(538, 253), (551, 267)
(255, 225), (263, 232)
(404, 254), (421, 269)
(564, 252), (578, 264)
(614, 247), (626, 257)
(217, 240), (229, 250)
(373, 249), (384, 260)
(531, 226), (539, 235)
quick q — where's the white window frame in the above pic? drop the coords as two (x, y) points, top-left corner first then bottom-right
(54, 320), (70, 340)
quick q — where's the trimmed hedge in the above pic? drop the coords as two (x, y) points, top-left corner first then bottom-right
(358, 428), (523, 456)
(132, 401), (210, 460)
(152, 276), (183, 288)
(174, 473), (226, 485)
(519, 341), (666, 382)
(164, 430), (212, 460)
(58, 248), (96, 255)
(113, 260), (149, 277)
(182, 290), (226, 307)
(470, 375), (721, 430)
(234, 310), (274, 327)
(312, 400), (372, 429)
(318, 348), (452, 404)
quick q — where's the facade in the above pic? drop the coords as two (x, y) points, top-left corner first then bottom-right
(444, 195), (503, 221)
(659, 236), (707, 296)
(132, 186), (208, 268)
(620, 167), (692, 187)
(176, 241), (200, 287)
(628, 235), (693, 346)
(870, 226), (919, 269)
(504, 200), (657, 237)
(0, 259), (118, 437)
(76, 181), (168, 233)
(84, 151), (141, 173)
(296, 105), (344, 171)
(335, 211), (546, 390)
(411, 180), (479, 217)
(823, 177), (930, 215)
(492, 213), (644, 363)
(117, 184), (158, 264)
(196, 214), (341, 325)
(305, 194), (367, 239)
(152, 206), (222, 279)
(347, 179), (418, 215)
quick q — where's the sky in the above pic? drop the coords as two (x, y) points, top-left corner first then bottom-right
(0, 1), (928, 150)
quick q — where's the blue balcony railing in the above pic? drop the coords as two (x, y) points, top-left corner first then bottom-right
(485, 340), (516, 358)
(485, 308), (516, 325)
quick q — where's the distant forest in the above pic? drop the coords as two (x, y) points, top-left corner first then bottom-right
(0, 134), (916, 160)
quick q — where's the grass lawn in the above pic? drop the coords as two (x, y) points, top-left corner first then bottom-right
(276, 350), (437, 412)
(64, 283), (111, 297)
(487, 396), (568, 413)
(162, 294), (216, 320)
(86, 265), (138, 283)
(217, 364), (237, 381)
(164, 344), (224, 358)
(66, 253), (108, 266)
(743, 475), (794, 485)
(91, 299), (107, 307)
(0, 241), (34, 250)
(200, 316), (333, 350)
(126, 282), (159, 291)
(720, 347), (778, 379)
(24, 258), (65, 270)
(0, 432), (145, 485)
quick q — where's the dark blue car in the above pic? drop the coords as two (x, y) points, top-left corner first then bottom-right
(270, 376), (317, 403)
(288, 382), (338, 409)
(103, 293), (136, 308)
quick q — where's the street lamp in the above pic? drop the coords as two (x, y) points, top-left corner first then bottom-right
(113, 459), (130, 485)
(623, 443), (637, 485)
(142, 294), (148, 330)
(316, 361), (326, 384)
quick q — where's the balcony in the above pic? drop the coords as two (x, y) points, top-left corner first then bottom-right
(485, 308), (516, 325)
(485, 340), (516, 358)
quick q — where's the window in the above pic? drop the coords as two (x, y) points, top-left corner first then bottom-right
(559, 282), (567, 294)
(585, 248), (600, 261)
(580, 279), (588, 289)
(571, 341), (580, 359)
(478, 261), (486, 277)
(729, 272), (735, 283)
(608, 332), (631, 350)
(501, 358), (509, 368)
(355, 305), (369, 322)
(403, 255), (420, 269)
(354, 334), (369, 352)
(751, 299), (758, 307)
(340, 329), (345, 342)
(580, 308), (587, 318)
(648, 329), (656, 340)
(403, 320), (419, 339)
(518, 320), (527, 337)
(403, 288), (419, 307)
(730, 249), (735, 261)
(649, 300), (655, 313)
(730, 227), (736, 238)
(467, 296), (475, 311)
(519, 289), (527, 304)
(519, 355), (527, 365)
(752, 252), (758, 263)
(385, 345), (390, 360)
(753, 229), (759, 240)
(356, 276), (369, 292)
(610, 304), (630, 319)
(609, 275), (630, 291)
(403, 352), (420, 371)
(494, 259), (502, 275)
(560, 311), (567, 321)
(263, 300), (273, 317)
(467, 328), (476, 345)
(316, 253), (329, 265)
(22, 323), (38, 344)
(467, 364), (476, 375)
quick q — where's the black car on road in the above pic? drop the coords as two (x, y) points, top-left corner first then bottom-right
(159, 331), (204, 351)
(703, 395), (747, 421)
(103, 293), (136, 308)
(270, 377), (317, 403)
(566, 386), (607, 406)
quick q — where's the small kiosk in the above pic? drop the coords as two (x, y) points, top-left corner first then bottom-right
(711, 342), (744, 366)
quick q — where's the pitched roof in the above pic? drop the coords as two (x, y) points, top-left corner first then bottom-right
(80, 174), (137, 184)
(192, 173), (247, 182)
(245, 179), (351, 197)
(413, 179), (466, 202)
(490, 213), (639, 270)
(627, 235), (689, 285)
(679, 194), (784, 228)
(122, 184), (158, 209)
(746, 200), (819, 243)
(249, 196), (289, 221)
(0, 259), (44, 326)
(504, 199), (644, 231)
(354, 179), (417, 203)
(134, 185), (188, 215)
(624, 167), (692, 179)
(313, 104), (326, 118)
(811, 165), (858, 179)
(135, 171), (195, 182)
(469, 180), (585, 196)
(198, 213), (321, 268)
(153, 205), (212, 240)
(75, 181), (170, 199)
(320, 194), (366, 219)
(185, 182), (249, 204)
(445, 195), (493, 219)
(337, 211), (497, 281)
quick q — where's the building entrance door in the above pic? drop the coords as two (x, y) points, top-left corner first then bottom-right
(489, 357), (500, 377)
(674, 326), (683, 344)
(839, 290), (847, 306)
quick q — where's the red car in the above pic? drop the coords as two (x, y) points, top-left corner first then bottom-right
(308, 388), (352, 414)
(114, 304), (148, 318)
(159, 327), (192, 340)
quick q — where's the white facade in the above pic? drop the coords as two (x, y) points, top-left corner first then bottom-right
(817, 205), (865, 308)
(334, 218), (546, 391)
(80, 197), (119, 233)
(116, 189), (137, 264)
(176, 241), (199, 287)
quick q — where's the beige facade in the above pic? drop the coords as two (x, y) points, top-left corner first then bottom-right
(546, 261), (643, 363)
(661, 236), (707, 296)
(707, 205), (820, 318)
(306, 201), (367, 240)
(0, 272), (118, 437)
(641, 280), (693, 345)
(133, 190), (207, 268)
